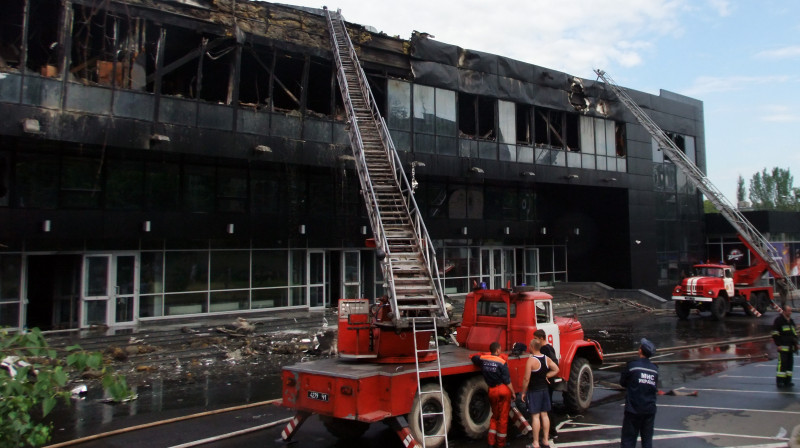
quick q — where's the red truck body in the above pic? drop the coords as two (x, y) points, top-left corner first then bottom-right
(280, 288), (602, 447)
(672, 236), (780, 320)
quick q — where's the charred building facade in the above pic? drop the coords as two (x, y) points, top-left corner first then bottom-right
(0, 0), (705, 331)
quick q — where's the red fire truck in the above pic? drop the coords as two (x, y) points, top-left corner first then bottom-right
(279, 287), (603, 447)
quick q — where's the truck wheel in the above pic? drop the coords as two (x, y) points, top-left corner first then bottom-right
(409, 383), (452, 448)
(320, 416), (370, 440)
(755, 292), (768, 314)
(454, 375), (491, 439)
(675, 301), (691, 320)
(564, 357), (593, 413)
(711, 296), (727, 320)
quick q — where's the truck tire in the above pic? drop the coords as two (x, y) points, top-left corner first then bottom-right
(675, 301), (691, 320)
(409, 383), (452, 448)
(711, 296), (727, 320)
(454, 375), (491, 439)
(563, 357), (593, 413)
(320, 416), (370, 440)
(755, 292), (768, 314)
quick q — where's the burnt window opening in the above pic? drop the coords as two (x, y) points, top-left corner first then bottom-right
(198, 35), (235, 104)
(0, 1), (24, 70)
(272, 52), (304, 112)
(306, 57), (333, 117)
(366, 73), (387, 118)
(27, 0), (60, 75)
(615, 122), (627, 157)
(239, 46), (275, 108)
(568, 76), (589, 112)
(142, 22), (161, 93)
(458, 93), (496, 140)
(534, 108), (579, 151)
(71, 4), (139, 87)
(516, 103), (533, 144)
(159, 25), (200, 98)
(666, 132), (686, 152)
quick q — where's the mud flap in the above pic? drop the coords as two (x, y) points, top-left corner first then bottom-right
(281, 411), (312, 442)
(386, 415), (421, 448)
(509, 403), (532, 435)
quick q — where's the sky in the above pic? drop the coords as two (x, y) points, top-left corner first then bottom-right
(279, 0), (800, 203)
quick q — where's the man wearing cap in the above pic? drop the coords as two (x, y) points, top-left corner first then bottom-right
(619, 338), (659, 448)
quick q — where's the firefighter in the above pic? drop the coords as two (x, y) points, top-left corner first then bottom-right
(620, 338), (659, 448)
(772, 305), (799, 388)
(472, 342), (516, 448)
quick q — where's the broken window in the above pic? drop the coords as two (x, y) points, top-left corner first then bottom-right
(27, 0), (60, 75)
(0, 1), (24, 71)
(534, 108), (579, 151)
(458, 93), (497, 141)
(306, 57), (333, 117)
(198, 35), (235, 104)
(272, 51), (303, 112)
(71, 3), (142, 87)
(239, 46), (274, 109)
(159, 25), (200, 98)
(516, 103), (533, 145)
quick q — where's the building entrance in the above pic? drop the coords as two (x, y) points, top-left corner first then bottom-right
(26, 254), (81, 331)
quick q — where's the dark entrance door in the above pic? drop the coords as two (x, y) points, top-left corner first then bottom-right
(26, 255), (81, 331)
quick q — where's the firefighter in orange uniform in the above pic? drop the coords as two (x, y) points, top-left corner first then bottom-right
(472, 342), (516, 448)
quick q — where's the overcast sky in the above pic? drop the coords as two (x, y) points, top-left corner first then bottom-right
(280, 0), (800, 203)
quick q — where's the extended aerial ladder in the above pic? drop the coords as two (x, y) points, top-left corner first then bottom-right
(594, 69), (797, 308)
(325, 9), (450, 447)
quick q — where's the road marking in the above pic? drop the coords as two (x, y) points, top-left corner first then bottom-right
(718, 375), (774, 379)
(658, 403), (800, 414)
(673, 386), (800, 395)
(555, 422), (789, 447)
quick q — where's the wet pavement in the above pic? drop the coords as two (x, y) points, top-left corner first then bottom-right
(44, 306), (794, 448)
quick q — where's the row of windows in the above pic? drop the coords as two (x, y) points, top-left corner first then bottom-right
(0, 151), (549, 222)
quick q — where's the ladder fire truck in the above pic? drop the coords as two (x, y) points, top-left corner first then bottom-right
(278, 9), (603, 448)
(594, 70), (798, 320)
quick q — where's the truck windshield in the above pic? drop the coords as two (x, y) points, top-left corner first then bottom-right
(477, 301), (516, 317)
(698, 267), (723, 277)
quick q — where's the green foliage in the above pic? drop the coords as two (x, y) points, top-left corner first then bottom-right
(748, 167), (800, 211)
(703, 199), (719, 213)
(736, 175), (746, 202)
(0, 328), (133, 447)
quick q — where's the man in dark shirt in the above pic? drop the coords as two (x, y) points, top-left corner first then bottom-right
(534, 329), (559, 437)
(619, 338), (659, 448)
(772, 305), (799, 387)
(472, 342), (516, 448)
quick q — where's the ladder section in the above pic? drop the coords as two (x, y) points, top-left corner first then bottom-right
(411, 317), (449, 448)
(594, 69), (798, 305)
(325, 8), (449, 327)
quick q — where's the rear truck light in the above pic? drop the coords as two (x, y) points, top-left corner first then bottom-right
(341, 385), (353, 395)
(286, 377), (296, 387)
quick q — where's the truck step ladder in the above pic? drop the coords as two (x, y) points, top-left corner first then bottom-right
(411, 317), (449, 448)
(325, 8), (450, 327)
(594, 69), (798, 307)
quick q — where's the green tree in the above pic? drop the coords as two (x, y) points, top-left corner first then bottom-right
(736, 175), (746, 203)
(0, 328), (133, 447)
(748, 167), (799, 211)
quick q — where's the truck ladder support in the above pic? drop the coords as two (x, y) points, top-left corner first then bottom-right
(280, 410), (312, 442)
(387, 416), (422, 448)
(324, 8), (449, 327)
(411, 317), (448, 448)
(594, 69), (798, 308)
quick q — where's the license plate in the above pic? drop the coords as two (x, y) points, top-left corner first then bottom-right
(307, 391), (329, 402)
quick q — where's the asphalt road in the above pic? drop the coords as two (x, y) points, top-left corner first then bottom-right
(47, 308), (798, 448)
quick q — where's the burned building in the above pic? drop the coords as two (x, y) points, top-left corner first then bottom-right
(0, 0), (705, 331)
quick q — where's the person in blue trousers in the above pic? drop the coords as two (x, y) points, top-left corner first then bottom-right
(619, 338), (659, 448)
